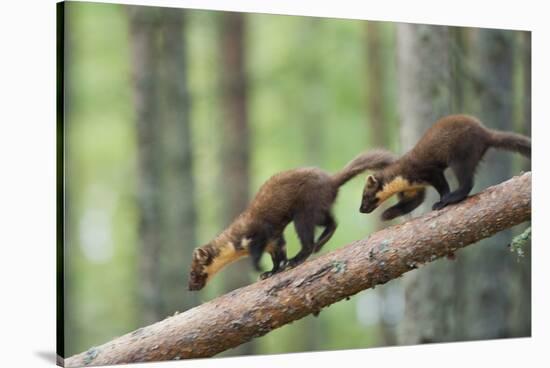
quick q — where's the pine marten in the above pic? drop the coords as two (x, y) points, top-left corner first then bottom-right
(359, 114), (531, 220)
(188, 150), (396, 290)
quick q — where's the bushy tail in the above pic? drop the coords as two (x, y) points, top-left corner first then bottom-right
(488, 129), (531, 158)
(332, 149), (397, 187)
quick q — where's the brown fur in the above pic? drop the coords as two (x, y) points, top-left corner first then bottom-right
(359, 114), (531, 220)
(188, 150), (396, 290)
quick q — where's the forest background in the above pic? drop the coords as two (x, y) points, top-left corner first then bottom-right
(61, 2), (531, 358)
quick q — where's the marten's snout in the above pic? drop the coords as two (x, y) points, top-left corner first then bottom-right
(188, 270), (207, 291)
(359, 204), (374, 213)
(188, 282), (204, 291)
(359, 198), (377, 213)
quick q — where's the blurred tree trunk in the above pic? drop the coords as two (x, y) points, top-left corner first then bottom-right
(365, 21), (400, 346)
(128, 8), (163, 325)
(366, 22), (389, 150)
(157, 9), (199, 316)
(522, 32), (532, 144)
(396, 24), (452, 152)
(396, 25), (530, 343)
(449, 27), (468, 113)
(129, 6), (198, 325)
(301, 19), (324, 166)
(218, 12), (255, 356)
(449, 28), (524, 340)
(515, 31), (531, 335)
(395, 23), (457, 344)
(297, 18), (324, 352)
(219, 10), (251, 297)
(62, 3), (78, 356)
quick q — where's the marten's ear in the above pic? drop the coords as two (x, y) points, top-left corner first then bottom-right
(366, 175), (378, 188)
(193, 248), (209, 262)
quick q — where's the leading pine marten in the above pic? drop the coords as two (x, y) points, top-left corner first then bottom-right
(188, 150), (396, 290)
(359, 114), (531, 220)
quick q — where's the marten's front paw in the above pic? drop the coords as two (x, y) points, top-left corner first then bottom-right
(286, 259), (304, 269)
(381, 208), (400, 221)
(259, 271), (275, 280)
(432, 201), (447, 210)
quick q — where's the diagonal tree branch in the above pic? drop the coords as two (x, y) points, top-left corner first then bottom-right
(64, 172), (531, 367)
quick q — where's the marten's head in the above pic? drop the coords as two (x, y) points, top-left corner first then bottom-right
(360, 173), (426, 214)
(188, 237), (250, 291)
(359, 174), (385, 213)
(188, 246), (213, 291)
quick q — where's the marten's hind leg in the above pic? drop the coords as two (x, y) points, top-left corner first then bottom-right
(382, 189), (426, 220)
(313, 212), (337, 253)
(260, 236), (287, 280)
(433, 160), (475, 209)
(288, 212), (316, 268)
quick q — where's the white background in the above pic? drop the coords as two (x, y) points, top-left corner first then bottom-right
(0, 0), (547, 367)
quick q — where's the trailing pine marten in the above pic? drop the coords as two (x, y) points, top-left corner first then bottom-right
(359, 114), (531, 220)
(188, 150), (396, 290)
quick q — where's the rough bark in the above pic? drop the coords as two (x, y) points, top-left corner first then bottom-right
(65, 173), (531, 367)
